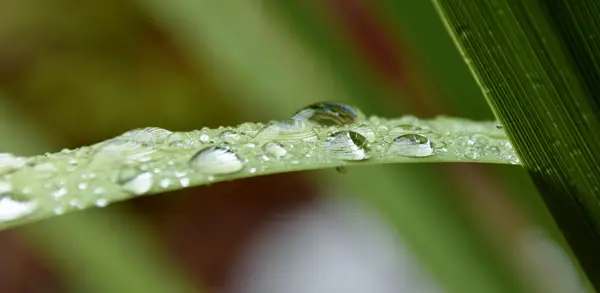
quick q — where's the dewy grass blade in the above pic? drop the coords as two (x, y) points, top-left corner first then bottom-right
(0, 113), (519, 230)
(432, 0), (600, 288)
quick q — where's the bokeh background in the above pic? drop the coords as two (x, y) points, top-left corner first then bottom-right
(0, 1), (588, 292)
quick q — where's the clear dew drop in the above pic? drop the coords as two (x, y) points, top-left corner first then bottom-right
(0, 194), (37, 222)
(166, 132), (193, 148)
(0, 153), (27, 174)
(118, 170), (154, 195)
(387, 134), (434, 158)
(262, 141), (288, 159)
(94, 198), (108, 208)
(253, 119), (317, 141)
(92, 139), (156, 164)
(351, 124), (376, 142)
(292, 102), (365, 126)
(386, 124), (432, 141)
(218, 129), (248, 144)
(495, 122), (503, 129)
(464, 147), (480, 159)
(119, 127), (172, 145)
(189, 146), (244, 175)
(323, 130), (370, 161)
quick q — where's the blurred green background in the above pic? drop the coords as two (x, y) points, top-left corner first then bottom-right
(0, 1), (585, 292)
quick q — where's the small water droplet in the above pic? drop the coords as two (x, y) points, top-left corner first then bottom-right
(159, 178), (172, 189)
(351, 124), (376, 142)
(0, 194), (37, 221)
(262, 141), (288, 159)
(254, 119), (317, 141)
(323, 130), (370, 161)
(388, 134), (434, 158)
(179, 177), (190, 187)
(376, 125), (389, 135)
(199, 133), (211, 143)
(53, 206), (64, 215)
(32, 162), (58, 178)
(69, 199), (84, 209)
(51, 187), (68, 199)
(249, 167), (257, 174)
(464, 147), (479, 159)
(190, 146), (243, 175)
(94, 198), (108, 208)
(166, 132), (193, 148)
(119, 170), (154, 195)
(0, 153), (27, 174)
(77, 182), (88, 190)
(387, 125), (431, 141)
(292, 102), (364, 126)
(218, 130), (247, 144)
(119, 127), (172, 145)
(93, 187), (105, 195)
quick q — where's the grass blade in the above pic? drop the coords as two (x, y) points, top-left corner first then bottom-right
(432, 0), (600, 288)
(1, 115), (518, 230)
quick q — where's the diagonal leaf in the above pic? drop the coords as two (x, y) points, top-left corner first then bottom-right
(432, 0), (600, 289)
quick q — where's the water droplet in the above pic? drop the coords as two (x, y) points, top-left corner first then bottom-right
(51, 187), (68, 199)
(495, 122), (503, 129)
(179, 177), (190, 187)
(0, 153), (27, 174)
(93, 139), (156, 164)
(253, 119), (317, 141)
(190, 146), (243, 175)
(119, 127), (172, 145)
(53, 206), (64, 215)
(248, 167), (257, 174)
(351, 124), (376, 142)
(94, 198), (108, 208)
(323, 130), (370, 161)
(159, 178), (172, 189)
(0, 194), (37, 221)
(166, 132), (193, 148)
(464, 147), (479, 159)
(388, 134), (434, 158)
(218, 129), (248, 144)
(119, 170), (154, 195)
(262, 141), (288, 159)
(292, 102), (364, 126)
(77, 182), (88, 190)
(387, 125), (431, 140)
(376, 125), (389, 135)
(33, 162), (57, 178)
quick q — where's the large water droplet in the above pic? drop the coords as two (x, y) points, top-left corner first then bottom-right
(323, 130), (370, 161)
(0, 194), (37, 222)
(190, 146), (243, 175)
(292, 102), (364, 126)
(119, 170), (154, 195)
(253, 119), (317, 141)
(0, 153), (27, 174)
(388, 134), (434, 158)
(262, 141), (288, 159)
